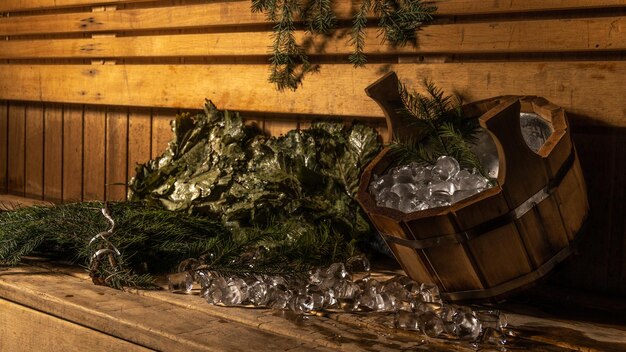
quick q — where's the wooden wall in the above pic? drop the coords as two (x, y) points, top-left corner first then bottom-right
(0, 0), (625, 295)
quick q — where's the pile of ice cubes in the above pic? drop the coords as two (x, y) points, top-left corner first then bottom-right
(168, 256), (509, 343)
(369, 113), (553, 213)
(369, 155), (492, 213)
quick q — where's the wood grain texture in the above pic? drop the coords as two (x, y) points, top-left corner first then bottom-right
(435, 0), (626, 15)
(0, 265), (338, 352)
(24, 103), (44, 199)
(127, 108), (151, 184)
(0, 299), (153, 352)
(43, 104), (63, 202)
(83, 106), (105, 200)
(105, 106), (128, 201)
(150, 109), (173, 160)
(62, 105), (83, 202)
(0, 0), (152, 12)
(2, 0), (625, 31)
(0, 62), (624, 126)
(0, 102), (7, 193)
(263, 119), (298, 137)
(7, 104), (25, 196)
(3, 16), (626, 57)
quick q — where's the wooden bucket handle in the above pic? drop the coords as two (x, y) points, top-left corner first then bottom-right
(364, 71), (422, 142)
(365, 71), (550, 209)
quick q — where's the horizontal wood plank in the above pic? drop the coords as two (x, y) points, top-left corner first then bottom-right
(0, 299), (152, 352)
(0, 265), (337, 352)
(2, 0), (625, 16)
(0, 2), (266, 36)
(0, 62), (624, 126)
(435, 0), (626, 15)
(0, 0), (152, 12)
(3, 16), (626, 58)
(3, 1), (626, 36)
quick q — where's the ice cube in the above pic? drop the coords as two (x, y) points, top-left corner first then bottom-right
(433, 156), (460, 180)
(289, 295), (314, 314)
(167, 272), (193, 293)
(369, 174), (394, 194)
(471, 129), (499, 179)
(376, 190), (401, 209)
(346, 255), (371, 273)
(392, 165), (415, 184)
(395, 311), (420, 330)
(419, 311), (445, 337)
(248, 280), (270, 306)
(520, 112), (552, 153)
(222, 277), (248, 305)
(454, 310), (482, 340)
(391, 183), (417, 197)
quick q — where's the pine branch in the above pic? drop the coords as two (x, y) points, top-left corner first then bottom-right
(389, 80), (485, 172)
(349, 0), (371, 67)
(388, 135), (435, 167)
(254, 0), (436, 89)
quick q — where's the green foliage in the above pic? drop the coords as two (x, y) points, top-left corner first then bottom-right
(251, 0), (436, 90)
(0, 201), (358, 288)
(389, 80), (487, 175)
(0, 202), (230, 289)
(129, 101), (381, 251)
(0, 102), (382, 290)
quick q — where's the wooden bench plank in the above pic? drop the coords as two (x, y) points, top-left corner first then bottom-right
(0, 194), (52, 210)
(2, 15), (626, 58)
(0, 62), (623, 126)
(2, 0), (625, 15)
(0, 265), (338, 352)
(0, 298), (153, 352)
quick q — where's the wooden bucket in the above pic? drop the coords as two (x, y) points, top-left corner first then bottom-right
(356, 72), (589, 302)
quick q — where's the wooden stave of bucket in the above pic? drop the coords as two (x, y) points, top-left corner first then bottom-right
(356, 74), (589, 302)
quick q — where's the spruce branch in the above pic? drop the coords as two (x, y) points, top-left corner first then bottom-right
(252, 0), (437, 89)
(389, 79), (487, 176)
(349, 0), (371, 67)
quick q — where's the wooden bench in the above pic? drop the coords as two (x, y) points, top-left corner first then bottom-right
(1, 0), (626, 349)
(1, 194), (626, 351)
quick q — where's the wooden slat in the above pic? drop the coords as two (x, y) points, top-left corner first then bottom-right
(83, 106), (105, 200)
(2, 0), (626, 33)
(436, 0), (626, 15)
(150, 109), (173, 160)
(263, 119), (298, 137)
(0, 0), (152, 12)
(24, 103), (44, 199)
(0, 2), (265, 35)
(7, 104), (25, 196)
(0, 299), (151, 352)
(62, 105), (83, 202)
(0, 102), (7, 193)
(0, 266), (339, 352)
(0, 194), (52, 209)
(43, 104), (63, 202)
(4, 15), (626, 58)
(105, 106), (127, 201)
(0, 62), (624, 126)
(127, 108), (151, 183)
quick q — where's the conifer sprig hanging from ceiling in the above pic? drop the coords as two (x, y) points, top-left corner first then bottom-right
(251, 0), (437, 90)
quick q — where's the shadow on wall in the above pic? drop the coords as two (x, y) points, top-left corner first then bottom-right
(548, 118), (626, 296)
